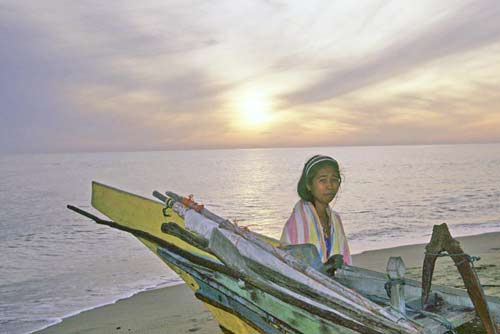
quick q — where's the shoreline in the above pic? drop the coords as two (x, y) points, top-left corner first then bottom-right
(34, 231), (500, 334)
(34, 283), (221, 334)
(29, 280), (186, 334)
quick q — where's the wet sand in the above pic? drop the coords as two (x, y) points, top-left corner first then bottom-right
(35, 231), (500, 334)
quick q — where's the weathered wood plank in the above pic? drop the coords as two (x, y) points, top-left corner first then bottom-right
(335, 265), (500, 333)
(158, 246), (359, 334)
(208, 226), (419, 334)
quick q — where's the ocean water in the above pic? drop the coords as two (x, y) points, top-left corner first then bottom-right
(1, 144), (500, 334)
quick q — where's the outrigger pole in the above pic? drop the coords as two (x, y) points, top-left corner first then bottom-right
(422, 223), (499, 334)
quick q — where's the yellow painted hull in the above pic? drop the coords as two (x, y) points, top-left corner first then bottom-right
(91, 181), (259, 334)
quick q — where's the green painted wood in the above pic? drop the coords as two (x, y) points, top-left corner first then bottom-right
(158, 246), (358, 334)
(336, 265), (500, 333)
(208, 227), (418, 334)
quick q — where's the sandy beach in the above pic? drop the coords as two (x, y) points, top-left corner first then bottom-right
(35, 231), (500, 334)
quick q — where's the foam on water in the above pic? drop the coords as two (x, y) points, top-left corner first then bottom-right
(0, 144), (499, 334)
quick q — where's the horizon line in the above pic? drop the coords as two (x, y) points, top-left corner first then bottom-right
(2, 140), (499, 156)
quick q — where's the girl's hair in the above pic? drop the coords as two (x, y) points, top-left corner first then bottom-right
(297, 155), (341, 202)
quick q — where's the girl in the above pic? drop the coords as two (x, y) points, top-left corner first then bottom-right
(281, 155), (352, 265)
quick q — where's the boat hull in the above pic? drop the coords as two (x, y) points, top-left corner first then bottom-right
(88, 181), (500, 334)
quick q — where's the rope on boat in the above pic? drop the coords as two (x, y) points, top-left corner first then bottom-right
(425, 251), (481, 268)
(402, 303), (459, 334)
(417, 310), (459, 334)
(384, 278), (405, 298)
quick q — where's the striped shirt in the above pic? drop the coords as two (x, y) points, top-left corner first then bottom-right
(281, 200), (352, 265)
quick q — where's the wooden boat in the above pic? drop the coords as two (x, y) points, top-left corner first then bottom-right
(67, 181), (500, 334)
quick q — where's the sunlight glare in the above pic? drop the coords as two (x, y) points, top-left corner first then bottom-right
(239, 94), (272, 125)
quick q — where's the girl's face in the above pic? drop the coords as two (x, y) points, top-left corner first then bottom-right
(307, 165), (340, 206)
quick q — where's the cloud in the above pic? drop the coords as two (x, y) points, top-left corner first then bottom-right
(264, 36), (500, 147)
(0, 1), (232, 153)
(1, 0), (500, 153)
(299, 72), (500, 146)
(283, 0), (500, 105)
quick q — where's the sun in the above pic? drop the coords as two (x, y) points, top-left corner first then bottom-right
(239, 95), (272, 125)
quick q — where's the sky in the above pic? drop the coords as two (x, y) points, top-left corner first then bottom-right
(1, 0), (500, 153)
